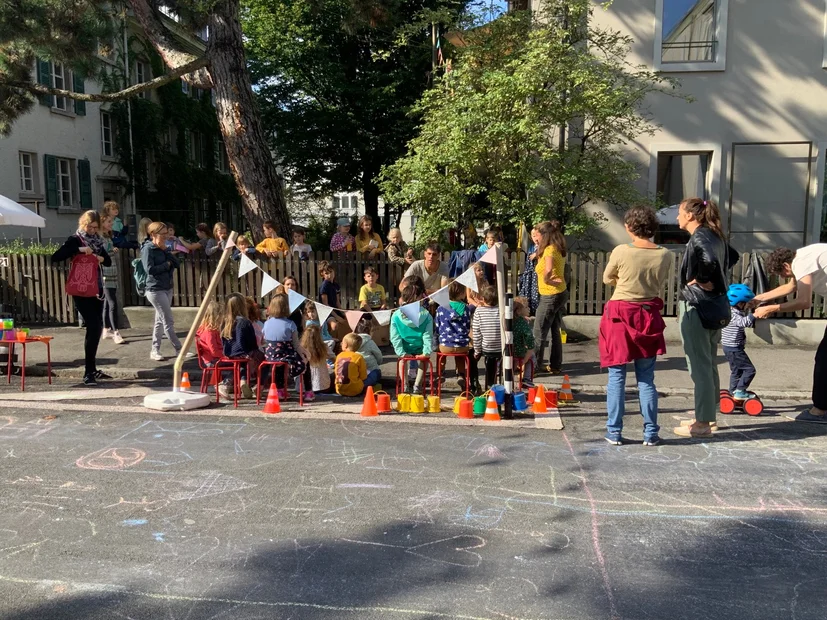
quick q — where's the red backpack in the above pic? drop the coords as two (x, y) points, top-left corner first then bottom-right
(66, 236), (101, 298)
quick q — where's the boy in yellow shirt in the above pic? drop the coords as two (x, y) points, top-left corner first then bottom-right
(358, 266), (387, 311)
(335, 334), (368, 396)
(255, 220), (289, 257)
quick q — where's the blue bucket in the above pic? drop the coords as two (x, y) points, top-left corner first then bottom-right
(512, 391), (528, 411)
(491, 384), (506, 405)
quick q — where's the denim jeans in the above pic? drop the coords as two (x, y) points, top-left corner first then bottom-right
(606, 356), (659, 440)
(722, 346), (756, 393)
(365, 368), (381, 387)
(146, 288), (182, 353)
(533, 291), (568, 370)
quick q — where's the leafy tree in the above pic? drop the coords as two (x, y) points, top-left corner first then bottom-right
(0, 0), (290, 238)
(243, 0), (472, 229)
(378, 0), (681, 241)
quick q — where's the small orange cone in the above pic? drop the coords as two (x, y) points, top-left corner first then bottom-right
(558, 375), (574, 402)
(361, 386), (379, 417)
(262, 383), (282, 414)
(533, 385), (548, 413)
(180, 372), (191, 391)
(483, 392), (501, 421)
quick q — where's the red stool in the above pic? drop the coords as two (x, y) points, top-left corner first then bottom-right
(436, 352), (471, 400)
(395, 355), (434, 398)
(256, 361), (305, 407)
(6, 336), (52, 392)
(195, 340), (246, 408)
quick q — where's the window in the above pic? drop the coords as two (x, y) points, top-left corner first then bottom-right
(181, 79), (189, 95)
(191, 132), (207, 167)
(654, 0), (729, 71)
(19, 152), (34, 193)
(135, 61), (150, 98)
(654, 151), (712, 244)
(216, 138), (230, 173)
(101, 111), (113, 158)
(57, 158), (73, 207)
(51, 61), (68, 110)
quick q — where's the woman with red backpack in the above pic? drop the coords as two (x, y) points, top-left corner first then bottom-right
(51, 210), (112, 386)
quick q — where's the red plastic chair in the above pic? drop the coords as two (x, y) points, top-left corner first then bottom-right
(436, 352), (471, 400)
(395, 355), (434, 398)
(195, 339), (246, 408)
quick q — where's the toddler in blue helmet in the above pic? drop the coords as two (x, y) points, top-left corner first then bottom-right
(721, 284), (758, 400)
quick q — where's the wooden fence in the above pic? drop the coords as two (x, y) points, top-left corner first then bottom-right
(1, 250), (824, 325)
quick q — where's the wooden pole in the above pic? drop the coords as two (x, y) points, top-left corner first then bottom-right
(172, 231), (238, 390)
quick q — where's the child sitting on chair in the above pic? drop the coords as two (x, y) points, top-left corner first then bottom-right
(435, 281), (471, 393)
(335, 333), (368, 397)
(722, 284), (758, 401)
(264, 293), (314, 402)
(390, 275), (433, 394)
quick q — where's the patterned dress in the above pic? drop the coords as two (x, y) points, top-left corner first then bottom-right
(518, 244), (540, 316)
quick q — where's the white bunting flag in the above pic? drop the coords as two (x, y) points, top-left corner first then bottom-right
(372, 309), (392, 326)
(224, 236), (236, 249)
(238, 253), (257, 277)
(317, 304), (334, 329)
(400, 301), (422, 326)
(287, 289), (307, 314)
(429, 285), (452, 310)
(455, 266), (479, 293)
(346, 310), (364, 331)
(260, 273), (280, 297)
(480, 245), (498, 265)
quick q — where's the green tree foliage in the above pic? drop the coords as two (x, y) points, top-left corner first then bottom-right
(243, 0), (472, 227)
(378, 0), (681, 241)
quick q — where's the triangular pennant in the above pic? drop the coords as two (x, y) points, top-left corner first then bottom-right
(346, 310), (364, 331)
(400, 302), (422, 327)
(317, 304), (334, 329)
(260, 273), (280, 297)
(480, 245), (498, 265)
(429, 285), (452, 310)
(224, 236), (236, 249)
(287, 289), (307, 314)
(455, 266), (479, 293)
(238, 253), (257, 277)
(372, 309), (392, 326)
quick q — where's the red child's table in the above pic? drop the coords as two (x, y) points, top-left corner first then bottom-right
(5, 336), (53, 391)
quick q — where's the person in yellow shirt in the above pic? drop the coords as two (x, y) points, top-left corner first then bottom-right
(533, 220), (568, 375)
(335, 334), (368, 396)
(355, 215), (384, 257)
(358, 266), (387, 311)
(255, 220), (289, 257)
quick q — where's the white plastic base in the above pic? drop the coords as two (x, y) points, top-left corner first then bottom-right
(143, 390), (212, 411)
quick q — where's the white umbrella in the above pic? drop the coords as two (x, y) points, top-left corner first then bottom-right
(656, 204), (680, 225)
(0, 194), (46, 228)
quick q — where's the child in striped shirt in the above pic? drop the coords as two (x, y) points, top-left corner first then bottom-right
(471, 285), (502, 390)
(722, 284), (758, 400)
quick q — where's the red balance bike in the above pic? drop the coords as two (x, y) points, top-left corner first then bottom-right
(719, 389), (764, 416)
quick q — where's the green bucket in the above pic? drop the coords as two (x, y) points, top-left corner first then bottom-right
(473, 395), (487, 416)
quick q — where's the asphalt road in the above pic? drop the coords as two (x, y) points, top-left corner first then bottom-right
(1, 395), (826, 620)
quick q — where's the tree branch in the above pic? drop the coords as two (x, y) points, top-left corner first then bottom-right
(127, 0), (213, 88)
(6, 56), (209, 102)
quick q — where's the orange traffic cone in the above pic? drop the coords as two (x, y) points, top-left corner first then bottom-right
(262, 383), (282, 414)
(533, 385), (548, 413)
(558, 375), (574, 402)
(361, 386), (379, 417)
(483, 392), (501, 421)
(180, 372), (191, 391)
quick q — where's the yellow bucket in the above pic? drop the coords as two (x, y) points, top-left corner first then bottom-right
(560, 329), (568, 344)
(396, 393), (411, 413)
(452, 391), (474, 414)
(428, 395), (441, 413)
(409, 395), (426, 413)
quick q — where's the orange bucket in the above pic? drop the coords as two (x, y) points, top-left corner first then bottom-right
(375, 391), (392, 413)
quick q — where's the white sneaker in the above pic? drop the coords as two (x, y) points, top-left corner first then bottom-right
(218, 383), (232, 399)
(101, 328), (112, 340)
(150, 351), (164, 361)
(240, 381), (253, 400)
(112, 331), (125, 345)
(176, 350), (197, 359)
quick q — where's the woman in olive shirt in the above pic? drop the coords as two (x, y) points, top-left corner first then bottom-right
(532, 220), (568, 374)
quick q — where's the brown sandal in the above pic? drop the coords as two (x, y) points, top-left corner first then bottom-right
(673, 423), (713, 438)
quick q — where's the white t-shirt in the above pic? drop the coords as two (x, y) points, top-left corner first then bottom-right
(291, 243), (312, 257)
(791, 243), (827, 296)
(404, 260), (449, 292)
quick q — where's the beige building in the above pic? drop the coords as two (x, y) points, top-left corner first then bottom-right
(577, 0), (827, 251)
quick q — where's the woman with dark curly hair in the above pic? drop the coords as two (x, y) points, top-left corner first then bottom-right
(599, 206), (672, 445)
(752, 244), (827, 423)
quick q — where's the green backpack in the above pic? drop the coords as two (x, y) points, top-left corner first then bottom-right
(131, 257), (147, 297)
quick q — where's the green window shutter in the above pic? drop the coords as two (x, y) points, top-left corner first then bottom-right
(78, 159), (93, 209)
(37, 59), (51, 106)
(44, 155), (58, 208)
(73, 73), (86, 115)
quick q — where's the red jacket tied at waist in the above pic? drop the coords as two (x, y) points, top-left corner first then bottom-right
(599, 298), (666, 368)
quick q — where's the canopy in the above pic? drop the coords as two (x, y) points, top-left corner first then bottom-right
(0, 195), (46, 228)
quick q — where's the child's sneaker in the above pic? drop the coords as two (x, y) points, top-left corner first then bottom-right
(101, 328), (112, 340)
(411, 385), (422, 395)
(218, 383), (232, 399)
(277, 388), (288, 400)
(112, 331), (125, 344)
(733, 389), (750, 401)
(304, 391), (315, 402)
(240, 381), (253, 400)
(457, 377), (468, 393)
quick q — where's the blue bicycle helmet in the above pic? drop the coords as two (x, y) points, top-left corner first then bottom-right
(727, 283), (755, 306)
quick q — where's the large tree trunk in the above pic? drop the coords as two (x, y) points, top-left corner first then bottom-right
(362, 168), (380, 224)
(208, 0), (291, 241)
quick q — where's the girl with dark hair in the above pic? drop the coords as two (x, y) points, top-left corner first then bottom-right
(355, 215), (384, 258)
(532, 220), (568, 375)
(674, 198), (740, 438)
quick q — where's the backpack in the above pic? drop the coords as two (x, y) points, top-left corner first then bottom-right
(131, 257), (147, 297)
